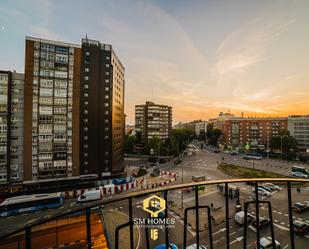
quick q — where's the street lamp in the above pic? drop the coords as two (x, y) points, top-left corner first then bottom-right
(279, 135), (288, 159)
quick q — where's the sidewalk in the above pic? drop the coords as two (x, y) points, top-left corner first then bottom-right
(168, 189), (238, 232)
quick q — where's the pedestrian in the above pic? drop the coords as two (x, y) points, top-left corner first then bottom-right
(297, 187), (301, 194)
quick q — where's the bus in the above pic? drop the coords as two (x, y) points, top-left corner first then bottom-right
(292, 166), (309, 175)
(0, 192), (63, 217)
(192, 175), (206, 191)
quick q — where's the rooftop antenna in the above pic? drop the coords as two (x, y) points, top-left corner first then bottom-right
(85, 34), (88, 43)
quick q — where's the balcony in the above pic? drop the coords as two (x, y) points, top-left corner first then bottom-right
(0, 178), (309, 249)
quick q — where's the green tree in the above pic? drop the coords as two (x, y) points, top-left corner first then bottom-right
(206, 123), (222, 146)
(198, 130), (206, 142)
(124, 135), (136, 153)
(148, 136), (162, 155)
(270, 130), (297, 159)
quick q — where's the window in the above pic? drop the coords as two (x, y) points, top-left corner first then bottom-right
(83, 136), (88, 140)
(83, 144), (88, 149)
(84, 101), (88, 105)
(105, 79), (109, 83)
(105, 111), (109, 115)
(85, 68), (89, 72)
(84, 84), (88, 89)
(104, 135), (109, 139)
(105, 87), (109, 91)
(83, 127), (88, 132)
(84, 118), (88, 123)
(84, 93), (88, 98)
(105, 64), (110, 68)
(84, 161), (88, 165)
(85, 51), (90, 56)
(84, 153), (88, 157)
(84, 76), (89, 81)
(104, 103), (109, 107)
(105, 95), (109, 99)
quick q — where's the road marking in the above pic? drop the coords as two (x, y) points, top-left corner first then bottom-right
(212, 228), (226, 236)
(274, 219), (278, 223)
(248, 225), (256, 232)
(280, 222), (285, 225)
(278, 212), (282, 215)
(283, 245), (289, 249)
(284, 214), (288, 217)
(273, 223), (289, 231)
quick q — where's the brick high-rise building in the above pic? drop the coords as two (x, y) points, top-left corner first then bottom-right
(135, 101), (172, 143)
(24, 37), (81, 181)
(79, 38), (125, 178)
(222, 117), (287, 150)
(0, 71), (24, 183)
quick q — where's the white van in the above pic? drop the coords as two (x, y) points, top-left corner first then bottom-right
(234, 211), (254, 225)
(77, 190), (101, 203)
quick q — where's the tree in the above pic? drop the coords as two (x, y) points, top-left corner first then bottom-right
(171, 128), (196, 153)
(206, 123), (222, 146)
(198, 130), (206, 142)
(124, 135), (136, 154)
(270, 130), (297, 159)
(148, 136), (162, 155)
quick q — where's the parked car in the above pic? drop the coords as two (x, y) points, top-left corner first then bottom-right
(213, 149), (220, 153)
(262, 183), (281, 191)
(77, 190), (101, 203)
(154, 243), (178, 249)
(186, 243), (207, 249)
(259, 185), (272, 192)
(255, 236), (280, 249)
(252, 187), (271, 197)
(292, 172), (308, 178)
(230, 151), (239, 155)
(234, 211), (254, 225)
(293, 220), (309, 235)
(252, 216), (270, 229)
(293, 201), (309, 213)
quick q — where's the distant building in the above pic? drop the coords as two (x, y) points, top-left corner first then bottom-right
(288, 115), (309, 152)
(222, 117), (287, 150)
(79, 38), (125, 177)
(135, 101), (172, 142)
(209, 112), (235, 130)
(195, 121), (207, 136)
(173, 120), (203, 132)
(23, 37), (81, 181)
(0, 71), (24, 183)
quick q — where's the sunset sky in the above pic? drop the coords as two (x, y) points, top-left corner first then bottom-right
(1, 0), (309, 124)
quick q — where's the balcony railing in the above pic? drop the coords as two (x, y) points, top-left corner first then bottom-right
(0, 178), (309, 249)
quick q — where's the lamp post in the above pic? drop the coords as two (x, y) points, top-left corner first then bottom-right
(280, 135), (288, 159)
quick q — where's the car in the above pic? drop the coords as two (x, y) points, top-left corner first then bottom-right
(252, 216), (270, 229)
(259, 185), (272, 192)
(154, 243), (178, 249)
(262, 183), (281, 191)
(234, 211), (254, 225)
(242, 155), (251, 160)
(256, 236), (280, 249)
(292, 172), (308, 178)
(230, 151), (239, 155)
(246, 181), (255, 186)
(186, 244), (207, 249)
(293, 220), (309, 235)
(252, 187), (271, 197)
(213, 149), (220, 153)
(293, 201), (309, 213)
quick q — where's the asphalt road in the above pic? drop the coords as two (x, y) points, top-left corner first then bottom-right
(2, 147), (309, 249)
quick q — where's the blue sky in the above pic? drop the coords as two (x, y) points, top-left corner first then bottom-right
(1, 0), (309, 124)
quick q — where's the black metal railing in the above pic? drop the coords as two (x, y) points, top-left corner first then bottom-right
(0, 178), (309, 249)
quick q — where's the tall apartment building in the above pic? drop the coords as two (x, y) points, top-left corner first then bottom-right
(79, 38), (125, 177)
(222, 117), (287, 150)
(24, 37), (81, 181)
(0, 71), (24, 183)
(135, 101), (172, 142)
(288, 115), (309, 152)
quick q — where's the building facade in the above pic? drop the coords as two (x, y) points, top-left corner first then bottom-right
(0, 71), (24, 183)
(288, 115), (309, 152)
(0, 71), (12, 183)
(24, 37), (81, 181)
(135, 101), (172, 142)
(195, 121), (207, 136)
(222, 117), (287, 150)
(79, 38), (125, 177)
